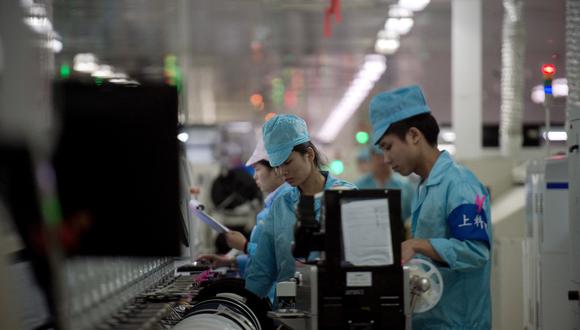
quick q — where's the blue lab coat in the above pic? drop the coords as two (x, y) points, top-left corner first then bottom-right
(412, 151), (492, 329)
(354, 172), (416, 222)
(235, 183), (292, 277)
(245, 172), (356, 298)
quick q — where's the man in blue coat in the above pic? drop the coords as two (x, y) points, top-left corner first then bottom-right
(369, 85), (492, 329)
(354, 145), (416, 224)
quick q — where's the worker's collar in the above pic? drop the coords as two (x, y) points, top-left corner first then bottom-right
(421, 150), (453, 187)
(321, 171), (330, 188)
(296, 170), (329, 195)
(264, 182), (290, 206)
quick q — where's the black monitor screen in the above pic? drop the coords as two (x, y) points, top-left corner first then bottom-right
(324, 189), (403, 269)
(52, 81), (180, 256)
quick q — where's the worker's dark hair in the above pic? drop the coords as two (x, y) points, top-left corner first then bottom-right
(255, 159), (274, 170)
(384, 113), (439, 147)
(292, 141), (327, 170)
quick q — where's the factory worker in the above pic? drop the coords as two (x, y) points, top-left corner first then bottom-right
(198, 137), (291, 287)
(369, 85), (492, 329)
(245, 114), (356, 298)
(355, 146), (371, 174)
(354, 145), (416, 224)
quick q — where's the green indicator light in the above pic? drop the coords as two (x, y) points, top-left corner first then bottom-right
(165, 54), (177, 65)
(164, 54), (183, 88)
(355, 131), (369, 144)
(330, 160), (345, 175)
(175, 68), (182, 90)
(271, 78), (285, 105)
(95, 78), (103, 86)
(60, 64), (71, 79)
(42, 196), (62, 227)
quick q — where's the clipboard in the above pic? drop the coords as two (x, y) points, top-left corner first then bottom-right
(188, 199), (230, 234)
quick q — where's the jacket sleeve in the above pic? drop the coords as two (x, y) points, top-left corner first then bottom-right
(245, 204), (279, 298)
(430, 180), (491, 271)
(247, 210), (265, 258)
(429, 238), (489, 271)
(246, 242), (258, 258)
(235, 254), (248, 277)
(273, 200), (300, 283)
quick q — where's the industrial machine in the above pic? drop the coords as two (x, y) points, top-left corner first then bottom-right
(166, 189), (444, 330)
(265, 189), (443, 330)
(524, 156), (580, 329)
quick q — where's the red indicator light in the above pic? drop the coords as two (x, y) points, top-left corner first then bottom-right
(250, 93), (263, 107)
(541, 64), (556, 76)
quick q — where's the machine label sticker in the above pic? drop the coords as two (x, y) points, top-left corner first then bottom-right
(346, 272), (372, 287)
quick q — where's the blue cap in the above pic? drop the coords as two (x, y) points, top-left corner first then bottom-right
(356, 147), (370, 161)
(262, 114), (310, 167)
(369, 85), (430, 145)
(369, 145), (384, 155)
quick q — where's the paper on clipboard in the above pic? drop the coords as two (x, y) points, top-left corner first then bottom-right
(188, 200), (230, 234)
(341, 198), (393, 266)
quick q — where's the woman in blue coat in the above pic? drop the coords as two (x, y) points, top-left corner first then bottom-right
(245, 114), (356, 298)
(369, 85), (492, 329)
(198, 137), (291, 284)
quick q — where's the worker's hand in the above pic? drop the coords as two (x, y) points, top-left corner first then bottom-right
(403, 221), (412, 240)
(401, 239), (442, 265)
(401, 239), (418, 264)
(225, 231), (247, 251)
(197, 254), (235, 268)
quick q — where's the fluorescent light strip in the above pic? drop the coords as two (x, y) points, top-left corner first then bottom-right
(542, 131), (567, 141)
(385, 17), (414, 36)
(317, 55), (387, 143)
(375, 38), (400, 55)
(398, 0), (431, 12)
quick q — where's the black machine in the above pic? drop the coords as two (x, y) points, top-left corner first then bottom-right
(52, 81), (182, 256)
(278, 189), (406, 330)
(293, 195), (322, 259)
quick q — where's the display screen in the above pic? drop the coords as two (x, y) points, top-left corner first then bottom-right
(53, 81), (181, 256)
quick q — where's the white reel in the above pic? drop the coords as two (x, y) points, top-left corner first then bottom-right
(406, 258), (444, 313)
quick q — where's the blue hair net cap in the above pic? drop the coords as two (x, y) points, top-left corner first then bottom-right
(370, 145), (384, 155)
(369, 85), (430, 145)
(262, 114), (310, 167)
(356, 147), (371, 161)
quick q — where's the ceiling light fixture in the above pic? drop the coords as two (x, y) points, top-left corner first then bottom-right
(49, 38), (62, 53)
(375, 38), (400, 55)
(316, 55), (387, 143)
(542, 130), (567, 142)
(398, 0), (431, 12)
(73, 53), (99, 73)
(91, 65), (128, 79)
(385, 17), (414, 36)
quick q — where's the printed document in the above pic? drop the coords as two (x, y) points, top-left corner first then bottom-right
(341, 198), (393, 266)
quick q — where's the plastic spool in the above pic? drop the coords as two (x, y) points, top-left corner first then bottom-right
(406, 258), (444, 313)
(174, 295), (260, 330)
(172, 313), (247, 330)
(194, 277), (272, 329)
